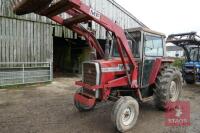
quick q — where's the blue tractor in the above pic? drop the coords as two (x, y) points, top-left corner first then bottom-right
(167, 32), (200, 84)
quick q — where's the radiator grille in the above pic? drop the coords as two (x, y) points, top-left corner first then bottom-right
(83, 63), (99, 85)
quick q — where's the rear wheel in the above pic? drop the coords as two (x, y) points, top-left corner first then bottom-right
(154, 65), (183, 110)
(111, 96), (139, 132)
(74, 88), (96, 112)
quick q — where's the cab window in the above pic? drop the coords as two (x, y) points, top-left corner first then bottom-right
(190, 47), (200, 61)
(144, 35), (164, 57)
(113, 31), (141, 58)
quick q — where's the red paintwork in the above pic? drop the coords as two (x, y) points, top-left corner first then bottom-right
(102, 88), (111, 100)
(74, 93), (96, 107)
(148, 58), (162, 85)
(76, 58), (130, 89)
(105, 76), (129, 88)
(98, 58), (129, 85)
(148, 58), (174, 85)
(75, 81), (102, 90)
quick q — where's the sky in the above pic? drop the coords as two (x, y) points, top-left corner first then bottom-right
(115, 0), (200, 35)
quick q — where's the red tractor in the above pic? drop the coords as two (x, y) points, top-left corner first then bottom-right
(13, 0), (183, 132)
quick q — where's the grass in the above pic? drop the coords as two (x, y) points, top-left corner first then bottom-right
(172, 58), (185, 69)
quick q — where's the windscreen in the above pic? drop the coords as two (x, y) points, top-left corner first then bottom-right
(113, 31), (141, 58)
(144, 35), (164, 57)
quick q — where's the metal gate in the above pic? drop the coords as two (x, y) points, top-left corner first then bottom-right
(0, 62), (53, 87)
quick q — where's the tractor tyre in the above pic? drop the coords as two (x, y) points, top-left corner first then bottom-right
(74, 88), (96, 112)
(111, 96), (139, 132)
(184, 73), (196, 84)
(154, 66), (183, 111)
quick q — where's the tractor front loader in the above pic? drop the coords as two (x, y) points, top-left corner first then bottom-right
(13, 0), (183, 132)
(167, 32), (200, 84)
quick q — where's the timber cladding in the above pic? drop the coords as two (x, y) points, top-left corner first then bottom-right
(0, 17), (53, 64)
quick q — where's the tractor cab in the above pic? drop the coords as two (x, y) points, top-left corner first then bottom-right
(112, 27), (166, 88)
(167, 32), (200, 84)
(125, 27), (166, 59)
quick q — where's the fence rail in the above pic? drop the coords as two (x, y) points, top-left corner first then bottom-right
(0, 62), (53, 87)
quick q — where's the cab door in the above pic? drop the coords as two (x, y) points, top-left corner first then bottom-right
(141, 33), (165, 87)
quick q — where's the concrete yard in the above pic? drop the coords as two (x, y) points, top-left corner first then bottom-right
(0, 77), (200, 133)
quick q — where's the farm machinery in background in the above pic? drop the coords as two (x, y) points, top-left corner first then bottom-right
(13, 0), (183, 132)
(167, 32), (200, 84)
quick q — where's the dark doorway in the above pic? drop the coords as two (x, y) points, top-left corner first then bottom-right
(53, 37), (90, 77)
(53, 35), (107, 77)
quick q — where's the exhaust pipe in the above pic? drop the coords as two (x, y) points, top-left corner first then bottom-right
(105, 31), (111, 60)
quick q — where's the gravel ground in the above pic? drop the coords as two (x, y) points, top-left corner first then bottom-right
(0, 77), (199, 133)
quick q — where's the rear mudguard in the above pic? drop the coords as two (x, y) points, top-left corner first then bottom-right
(148, 58), (173, 85)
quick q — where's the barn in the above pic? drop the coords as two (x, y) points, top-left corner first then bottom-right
(0, 0), (146, 86)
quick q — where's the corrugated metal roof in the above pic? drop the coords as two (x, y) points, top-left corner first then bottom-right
(109, 0), (147, 28)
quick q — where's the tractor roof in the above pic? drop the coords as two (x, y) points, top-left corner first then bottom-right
(126, 27), (166, 37)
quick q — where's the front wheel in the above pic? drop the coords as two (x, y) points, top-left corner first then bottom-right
(111, 96), (139, 132)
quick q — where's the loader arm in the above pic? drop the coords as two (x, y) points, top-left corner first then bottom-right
(167, 32), (200, 61)
(13, 0), (138, 88)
